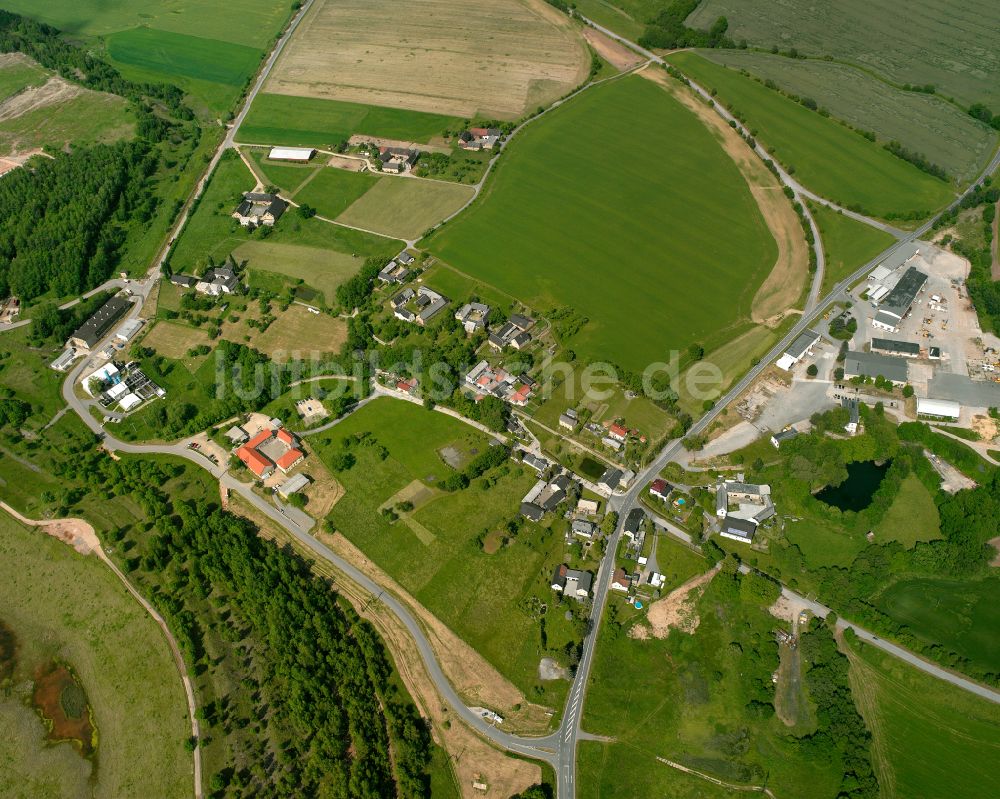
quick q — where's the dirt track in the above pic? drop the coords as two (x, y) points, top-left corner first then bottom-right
(0, 76), (82, 123)
(639, 67), (809, 325)
(582, 27), (643, 71)
(646, 565), (719, 638)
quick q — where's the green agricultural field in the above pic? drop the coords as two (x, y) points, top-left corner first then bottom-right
(699, 50), (998, 185)
(239, 94), (462, 149)
(784, 519), (868, 569)
(320, 398), (589, 702)
(810, 204), (896, 295)
(0, 89), (135, 153)
(2, 1), (293, 114)
(668, 53), (956, 219)
(295, 168), (382, 219)
(0, 58), (47, 101)
(337, 178), (474, 240)
(0, 513), (191, 799)
(845, 634), (1000, 799)
(873, 473), (941, 547)
(231, 240), (364, 306)
(570, 0), (645, 40)
(427, 75), (778, 372)
(687, 0), (1000, 109)
(873, 576), (1000, 673)
(243, 147), (322, 194)
(166, 152), (399, 276)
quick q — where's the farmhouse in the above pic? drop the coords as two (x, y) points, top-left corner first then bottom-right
(390, 287), (415, 309)
(715, 479), (774, 543)
(195, 265), (241, 297)
(378, 147), (419, 174)
(458, 127), (502, 150)
(232, 192), (288, 228)
(649, 478), (671, 501)
(843, 351), (909, 385)
(378, 260), (411, 284)
(465, 360), (534, 405)
(455, 302), (490, 333)
(520, 502), (544, 522)
(721, 515), (758, 544)
(169, 273), (196, 288)
(776, 328), (821, 371)
(559, 408), (578, 429)
(487, 314), (535, 350)
(416, 287), (447, 325)
(572, 519), (597, 539)
(607, 422), (628, 442)
(68, 296), (131, 350)
(870, 338), (920, 357)
(917, 397), (961, 420)
(268, 146), (315, 162)
(396, 251), (416, 266)
(550, 565), (593, 599)
(236, 427), (305, 479)
(870, 266), (928, 332)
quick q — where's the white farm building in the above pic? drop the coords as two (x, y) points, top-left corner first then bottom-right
(268, 147), (315, 162)
(917, 398), (960, 421)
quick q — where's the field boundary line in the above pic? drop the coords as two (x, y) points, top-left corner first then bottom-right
(0, 502), (203, 799)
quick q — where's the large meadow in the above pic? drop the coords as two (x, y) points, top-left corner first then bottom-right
(426, 75), (779, 372)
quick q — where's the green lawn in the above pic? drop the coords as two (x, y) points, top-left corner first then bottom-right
(699, 49), (998, 186)
(668, 52), (956, 219)
(320, 398), (588, 703)
(0, 58), (47, 101)
(687, 0), (1000, 109)
(0, 513), (191, 799)
(845, 633), (1000, 799)
(872, 576), (1000, 673)
(811, 203), (897, 295)
(239, 94), (462, 149)
(874, 473), (941, 547)
(166, 152), (399, 276)
(570, 0), (645, 40)
(243, 147), (322, 194)
(231, 240), (364, 306)
(337, 177), (474, 240)
(295, 168), (382, 218)
(426, 75), (778, 372)
(784, 519), (868, 569)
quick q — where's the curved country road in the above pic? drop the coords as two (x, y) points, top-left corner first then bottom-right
(0, 502), (203, 799)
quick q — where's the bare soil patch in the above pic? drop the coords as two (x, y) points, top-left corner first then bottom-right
(972, 414), (999, 443)
(327, 154), (368, 171)
(267, 0), (588, 119)
(0, 502), (101, 556)
(347, 134), (450, 155)
(640, 67), (808, 324)
(627, 622), (651, 639)
(582, 27), (644, 72)
(482, 530), (504, 554)
(32, 662), (96, 757)
(0, 76), (81, 123)
(646, 565), (719, 638)
(990, 537), (1000, 568)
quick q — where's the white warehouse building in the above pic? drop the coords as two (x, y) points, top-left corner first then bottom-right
(916, 398), (961, 421)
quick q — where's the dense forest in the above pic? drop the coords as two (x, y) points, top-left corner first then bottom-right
(35, 429), (433, 798)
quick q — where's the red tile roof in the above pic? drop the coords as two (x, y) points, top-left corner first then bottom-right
(651, 479), (670, 495)
(276, 448), (304, 471)
(237, 446), (273, 477)
(609, 423), (628, 439)
(276, 428), (295, 446)
(245, 429), (273, 449)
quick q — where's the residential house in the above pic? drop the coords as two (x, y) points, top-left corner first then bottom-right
(571, 519), (597, 539)
(622, 508), (644, 540)
(455, 302), (490, 333)
(607, 423), (628, 442)
(196, 265), (241, 297)
(378, 261), (411, 284)
(521, 451), (549, 474)
(649, 479), (671, 502)
(597, 467), (622, 494)
(487, 314), (535, 350)
(610, 568), (631, 592)
(770, 428), (799, 449)
(843, 397), (861, 435)
(396, 251), (415, 266)
(390, 287), (415, 308)
(551, 565), (593, 599)
(559, 409), (578, 430)
(169, 273), (196, 288)
(232, 192), (288, 227)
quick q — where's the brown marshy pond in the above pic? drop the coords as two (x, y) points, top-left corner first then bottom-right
(0, 619), (16, 683)
(32, 661), (97, 757)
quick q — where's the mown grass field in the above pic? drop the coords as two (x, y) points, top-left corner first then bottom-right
(320, 398), (586, 702)
(239, 94), (462, 149)
(845, 633), (1000, 799)
(1, 0), (293, 115)
(687, 0), (1000, 109)
(294, 168), (382, 218)
(872, 576), (1000, 673)
(337, 177), (474, 240)
(0, 513), (191, 799)
(668, 53), (956, 219)
(810, 204), (896, 295)
(243, 147), (321, 194)
(427, 75), (778, 372)
(873, 473), (941, 547)
(699, 50), (998, 185)
(167, 152), (399, 276)
(231, 240), (364, 306)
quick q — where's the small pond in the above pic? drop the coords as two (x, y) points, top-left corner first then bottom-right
(815, 460), (890, 512)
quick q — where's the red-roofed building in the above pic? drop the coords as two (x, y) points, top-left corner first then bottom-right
(608, 423), (628, 442)
(611, 568), (631, 592)
(238, 446), (274, 478)
(276, 428), (295, 446)
(245, 429), (273, 450)
(276, 448), (304, 473)
(510, 386), (531, 406)
(649, 479), (672, 501)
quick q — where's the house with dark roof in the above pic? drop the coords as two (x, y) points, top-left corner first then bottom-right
(378, 260), (411, 284)
(598, 467), (623, 494)
(232, 192), (287, 227)
(770, 428), (799, 449)
(721, 515), (757, 543)
(169, 273), (196, 288)
(521, 502), (544, 522)
(550, 565), (593, 598)
(378, 147), (419, 173)
(871, 266), (927, 331)
(870, 338), (920, 357)
(68, 296), (131, 350)
(649, 478), (672, 501)
(622, 508), (644, 539)
(572, 519), (597, 539)
(844, 351), (909, 385)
